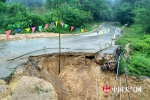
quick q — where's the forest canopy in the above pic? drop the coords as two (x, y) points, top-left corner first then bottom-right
(0, 0), (150, 33)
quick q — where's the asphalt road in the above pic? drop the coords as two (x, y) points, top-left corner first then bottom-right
(0, 23), (121, 79)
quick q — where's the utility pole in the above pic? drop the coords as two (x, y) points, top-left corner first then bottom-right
(59, 30), (61, 74)
(57, 0), (61, 74)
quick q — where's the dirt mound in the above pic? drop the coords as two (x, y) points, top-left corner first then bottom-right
(0, 84), (11, 99)
(9, 76), (58, 100)
(9, 52), (150, 100)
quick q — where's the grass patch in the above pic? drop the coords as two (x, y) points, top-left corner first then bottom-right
(116, 27), (141, 49)
(35, 86), (50, 94)
(116, 27), (150, 77)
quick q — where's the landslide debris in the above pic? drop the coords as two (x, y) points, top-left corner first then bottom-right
(5, 52), (150, 100)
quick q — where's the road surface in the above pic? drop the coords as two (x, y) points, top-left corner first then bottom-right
(0, 23), (121, 79)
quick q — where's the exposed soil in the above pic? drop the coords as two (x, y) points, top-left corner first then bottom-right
(9, 76), (58, 100)
(0, 33), (70, 41)
(9, 52), (150, 100)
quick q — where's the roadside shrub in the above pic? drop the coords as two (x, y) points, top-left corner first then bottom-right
(117, 27), (150, 77)
(141, 35), (150, 44)
(30, 14), (46, 28)
(0, 3), (31, 33)
(0, 1), (7, 13)
(127, 54), (150, 77)
(59, 4), (93, 27)
(43, 9), (58, 23)
(130, 43), (150, 53)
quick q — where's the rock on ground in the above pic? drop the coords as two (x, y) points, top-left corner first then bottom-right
(0, 84), (12, 99)
(95, 45), (120, 70)
(9, 76), (58, 100)
(0, 79), (6, 85)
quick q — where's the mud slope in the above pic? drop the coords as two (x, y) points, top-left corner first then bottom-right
(10, 52), (150, 100)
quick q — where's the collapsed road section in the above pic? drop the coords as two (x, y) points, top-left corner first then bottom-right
(5, 45), (120, 100)
(1, 45), (150, 100)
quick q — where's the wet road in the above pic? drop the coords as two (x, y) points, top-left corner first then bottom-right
(0, 23), (121, 78)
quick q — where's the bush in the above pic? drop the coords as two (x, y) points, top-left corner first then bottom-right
(43, 9), (59, 23)
(117, 27), (150, 77)
(30, 14), (46, 28)
(133, 8), (150, 33)
(130, 43), (150, 53)
(127, 54), (150, 77)
(59, 4), (93, 27)
(0, 3), (32, 33)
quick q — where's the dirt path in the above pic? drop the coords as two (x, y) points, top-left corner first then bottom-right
(0, 32), (70, 41)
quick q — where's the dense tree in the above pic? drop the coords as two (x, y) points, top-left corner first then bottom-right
(80, 0), (105, 21)
(0, 2), (32, 32)
(46, 0), (84, 12)
(6, 0), (45, 7)
(60, 4), (92, 27)
(46, 0), (107, 21)
(115, 0), (150, 33)
(0, 0), (6, 2)
(115, 1), (134, 25)
(1, 0), (150, 34)
(133, 0), (150, 33)
(0, 1), (7, 12)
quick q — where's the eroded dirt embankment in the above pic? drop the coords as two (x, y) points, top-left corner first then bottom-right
(8, 52), (150, 100)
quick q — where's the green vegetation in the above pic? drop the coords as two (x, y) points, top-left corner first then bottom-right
(1, 0), (150, 34)
(116, 0), (150, 33)
(35, 86), (50, 94)
(59, 5), (92, 27)
(116, 27), (150, 77)
(0, 0), (6, 2)
(0, 0), (107, 34)
(138, 93), (143, 100)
